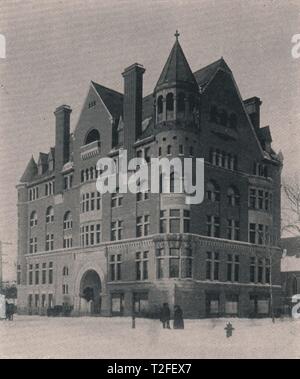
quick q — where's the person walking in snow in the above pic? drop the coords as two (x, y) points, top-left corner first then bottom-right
(173, 305), (184, 329)
(160, 303), (171, 329)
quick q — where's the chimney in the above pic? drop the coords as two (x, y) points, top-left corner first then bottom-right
(54, 104), (72, 193)
(244, 96), (262, 130)
(122, 63), (145, 159)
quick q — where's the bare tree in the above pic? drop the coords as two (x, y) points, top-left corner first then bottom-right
(282, 176), (300, 235)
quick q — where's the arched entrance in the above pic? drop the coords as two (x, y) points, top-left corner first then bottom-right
(79, 270), (102, 315)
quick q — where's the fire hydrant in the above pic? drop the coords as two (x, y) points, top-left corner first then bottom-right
(224, 322), (234, 338)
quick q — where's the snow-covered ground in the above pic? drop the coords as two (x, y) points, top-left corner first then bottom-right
(0, 316), (299, 359)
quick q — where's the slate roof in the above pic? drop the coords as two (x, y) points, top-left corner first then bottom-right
(91, 81), (124, 119)
(193, 57), (232, 90)
(155, 39), (198, 91)
(20, 156), (38, 183)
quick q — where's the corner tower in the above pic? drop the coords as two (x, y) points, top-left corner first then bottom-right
(154, 31), (199, 128)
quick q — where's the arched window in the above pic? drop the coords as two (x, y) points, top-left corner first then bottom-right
(46, 206), (54, 224)
(177, 92), (185, 113)
(90, 167), (94, 180)
(167, 145), (172, 155)
(166, 93), (174, 111)
(62, 266), (69, 276)
(227, 186), (240, 206)
(30, 211), (37, 227)
(229, 113), (237, 129)
(85, 168), (89, 181)
(81, 170), (85, 183)
(157, 95), (163, 114)
(63, 211), (72, 230)
(210, 105), (218, 123)
(219, 109), (228, 126)
(206, 181), (220, 202)
(85, 129), (100, 145)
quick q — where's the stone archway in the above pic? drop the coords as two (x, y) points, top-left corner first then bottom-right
(76, 269), (101, 315)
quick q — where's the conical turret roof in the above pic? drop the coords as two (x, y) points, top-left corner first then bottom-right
(20, 156), (37, 183)
(155, 34), (198, 92)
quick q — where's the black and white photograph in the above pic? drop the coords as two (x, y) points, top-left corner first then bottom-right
(0, 0), (300, 361)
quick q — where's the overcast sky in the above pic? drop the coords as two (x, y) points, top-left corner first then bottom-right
(0, 0), (299, 280)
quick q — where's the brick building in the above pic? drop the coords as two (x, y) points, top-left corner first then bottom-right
(17, 34), (283, 318)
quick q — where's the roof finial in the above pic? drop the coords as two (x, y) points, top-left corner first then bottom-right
(174, 30), (180, 41)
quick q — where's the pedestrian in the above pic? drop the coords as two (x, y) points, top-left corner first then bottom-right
(160, 303), (171, 329)
(173, 305), (184, 329)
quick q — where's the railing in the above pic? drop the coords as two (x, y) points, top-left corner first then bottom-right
(80, 140), (101, 160)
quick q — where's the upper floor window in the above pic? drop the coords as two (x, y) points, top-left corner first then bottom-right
(206, 216), (220, 238)
(46, 206), (54, 224)
(177, 92), (185, 113)
(63, 211), (72, 230)
(111, 188), (123, 208)
(85, 129), (100, 145)
(227, 187), (240, 206)
(64, 174), (73, 191)
(166, 93), (174, 111)
(206, 181), (220, 202)
(30, 211), (37, 227)
(157, 95), (163, 114)
(29, 186), (39, 201)
(62, 266), (69, 276)
(206, 252), (219, 281)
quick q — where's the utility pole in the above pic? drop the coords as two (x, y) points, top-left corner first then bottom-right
(0, 241), (12, 290)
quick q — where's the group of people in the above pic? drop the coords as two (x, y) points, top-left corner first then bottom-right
(160, 303), (184, 329)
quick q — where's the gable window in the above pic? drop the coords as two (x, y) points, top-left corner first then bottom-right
(85, 129), (100, 145)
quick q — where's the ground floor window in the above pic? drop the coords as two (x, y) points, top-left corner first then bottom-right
(133, 292), (149, 316)
(111, 293), (124, 315)
(206, 292), (220, 316)
(225, 294), (239, 315)
(250, 294), (270, 316)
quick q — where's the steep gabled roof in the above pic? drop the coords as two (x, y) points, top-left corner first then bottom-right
(155, 39), (198, 91)
(91, 81), (123, 119)
(193, 57), (232, 90)
(20, 156), (37, 183)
